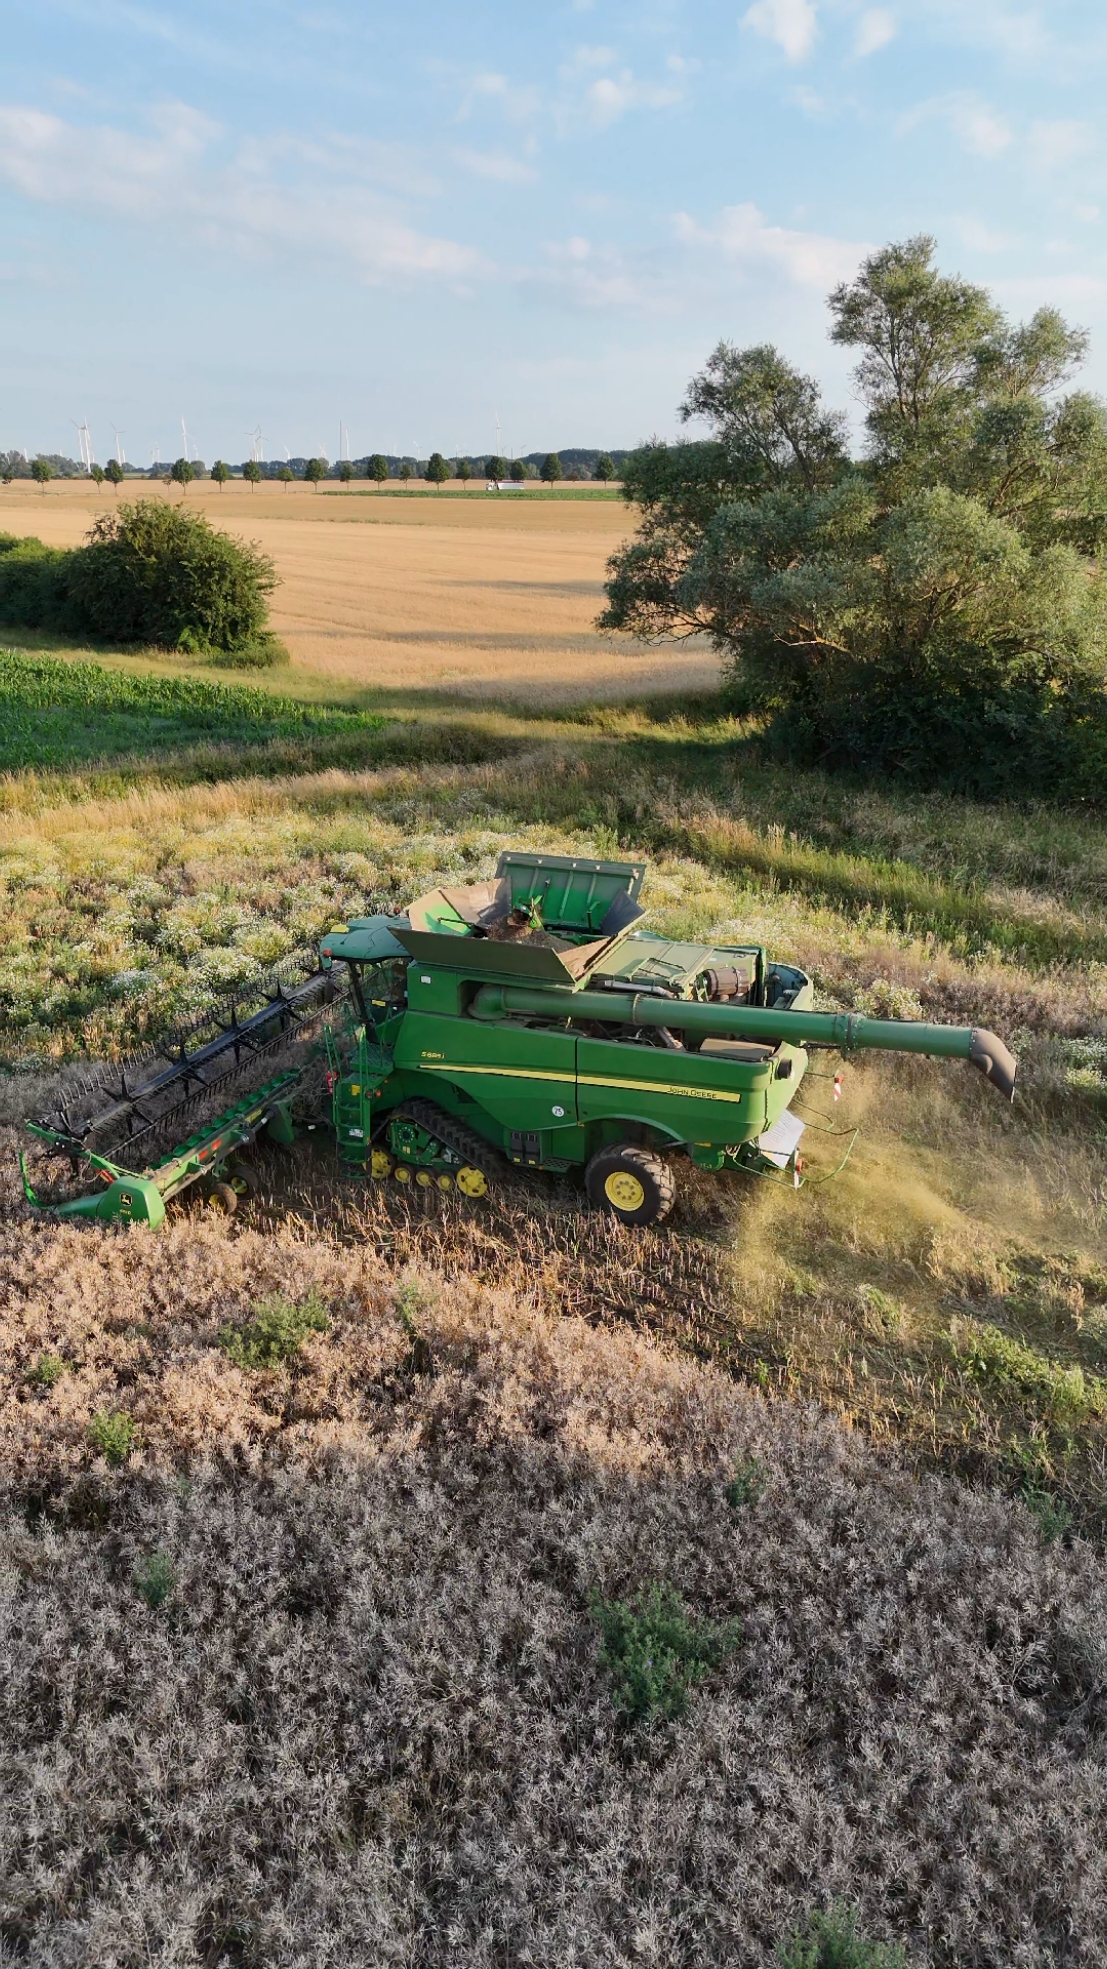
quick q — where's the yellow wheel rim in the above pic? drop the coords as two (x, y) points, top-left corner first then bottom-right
(437, 1173), (454, 1192)
(604, 1170), (645, 1212)
(416, 1169), (433, 1187)
(371, 1150), (393, 1179)
(456, 1166), (487, 1198)
(395, 1164), (411, 1183)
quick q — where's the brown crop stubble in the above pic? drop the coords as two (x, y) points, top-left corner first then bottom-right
(2, 1206), (1107, 1966)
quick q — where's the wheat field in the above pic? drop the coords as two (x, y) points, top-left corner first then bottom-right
(0, 482), (721, 704)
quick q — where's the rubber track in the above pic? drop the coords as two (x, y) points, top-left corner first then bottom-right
(392, 1098), (501, 1181)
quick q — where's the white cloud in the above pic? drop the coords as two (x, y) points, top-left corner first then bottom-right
(1075, 204), (1101, 223)
(854, 9), (895, 56)
(0, 103), (483, 283)
(675, 201), (864, 287)
(1029, 120), (1096, 171)
(539, 235), (672, 310)
(555, 45), (683, 127)
(452, 148), (537, 183)
(741, 0), (818, 64)
(585, 71), (682, 126)
(459, 73), (542, 124)
(899, 93), (1011, 159)
(565, 44), (618, 69)
(956, 216), (1015, 252)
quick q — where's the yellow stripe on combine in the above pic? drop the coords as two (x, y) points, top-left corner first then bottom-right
(413, 1061), (745, 1106)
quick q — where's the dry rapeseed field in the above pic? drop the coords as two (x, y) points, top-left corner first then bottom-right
(5, 1206), (1107, 1967)
(0, 480), (721, 704)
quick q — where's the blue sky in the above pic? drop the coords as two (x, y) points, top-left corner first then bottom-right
(3, 0), (1107, 465)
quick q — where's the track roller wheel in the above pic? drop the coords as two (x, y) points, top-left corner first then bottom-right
(370, 1149), (393, 1179)
(394, 1164), (412, 1184)
(585, 1144), (675, 1226)
(205, 1181), (239, 1216)
(391, 1099), (497, 1203)
(415, 1169), (434, 1188)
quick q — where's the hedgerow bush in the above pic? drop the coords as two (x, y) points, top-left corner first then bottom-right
(0, 502), (284, 661)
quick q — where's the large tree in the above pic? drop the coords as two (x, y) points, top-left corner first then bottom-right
(367, 454), (390, 487)
(601, 239), (1107, 785)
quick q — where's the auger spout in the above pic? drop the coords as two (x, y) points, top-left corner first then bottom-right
(469, 984), (1017, 1099)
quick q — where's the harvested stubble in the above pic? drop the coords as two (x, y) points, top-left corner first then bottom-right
(3, 1208), (1107, 1966)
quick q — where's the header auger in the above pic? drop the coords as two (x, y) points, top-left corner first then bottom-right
(22, 849), (1017, 1229)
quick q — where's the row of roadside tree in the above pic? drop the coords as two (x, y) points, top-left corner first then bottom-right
(2, 450), (624, 489)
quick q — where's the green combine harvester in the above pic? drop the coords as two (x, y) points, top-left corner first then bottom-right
(22, 851), (1016, 1228)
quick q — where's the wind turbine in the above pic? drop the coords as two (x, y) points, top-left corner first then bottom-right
(181, 415), (190, 463)
(73, 420), (95, 471)
(111, 426), (126, 466)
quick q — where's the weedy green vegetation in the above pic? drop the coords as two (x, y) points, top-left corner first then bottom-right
(776, 1905), (909, 1969)
(219, 1290), (330, 1369)
(25, 1350), (66, 1388)
(951, 1319), (1107, 1422)
(133, 1548), (176, 1610)
(591, 1581), (741, 1723)
(725, 1454), (768, 1507)
(86, 1410), (137, 1466)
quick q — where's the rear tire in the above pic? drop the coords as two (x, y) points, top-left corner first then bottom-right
(585, 1144), (675, 1226)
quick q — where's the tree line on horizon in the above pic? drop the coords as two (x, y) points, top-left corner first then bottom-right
(1, 447), (627, 489)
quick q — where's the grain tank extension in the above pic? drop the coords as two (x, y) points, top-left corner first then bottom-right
(21, 850), (1016, 1228)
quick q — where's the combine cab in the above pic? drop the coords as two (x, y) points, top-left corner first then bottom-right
(23, 850), (1017, 1229)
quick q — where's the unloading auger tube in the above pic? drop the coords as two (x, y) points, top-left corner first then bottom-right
(470, 984), (1018, 1100)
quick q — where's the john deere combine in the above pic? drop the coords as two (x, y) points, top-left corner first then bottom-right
(22, 850), (1017, 1228)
